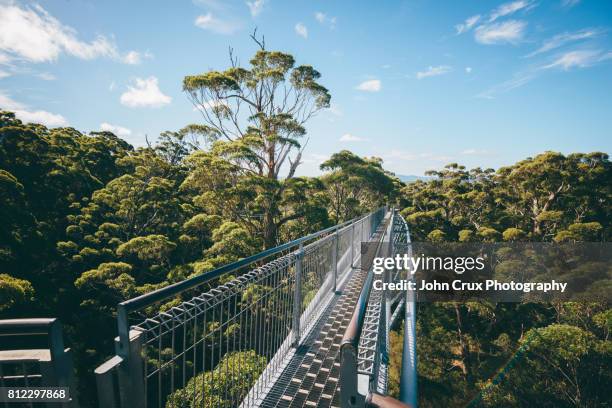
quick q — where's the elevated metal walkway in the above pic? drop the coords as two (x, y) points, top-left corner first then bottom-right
(0, 208), (417, 408)
(258, 215), (390, 407)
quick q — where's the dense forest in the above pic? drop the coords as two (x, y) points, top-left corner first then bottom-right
(389, 154), (612, 407)
(1, 41), (610, 407)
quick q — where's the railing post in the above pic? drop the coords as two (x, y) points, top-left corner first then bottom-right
(292, 243), (304, 346)
(333, 227), (339, 293)
(113, 330), (145, 408)
(350, 223), (355, 268)
(113, 305), (145, 408)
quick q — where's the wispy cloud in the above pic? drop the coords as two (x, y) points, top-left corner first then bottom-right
(542, 49), (612, 70)
(295, 23), (308, 39)
(455, 15), (480, 35)
(475, 20), (527, 44)
(461, 148), (493, 156)
(355, 79), (381, 92)
(416, 65), (453, 79)
(120, 76), (172, 108)
(37, 72), (56, 80)
(195, 13), (241, 35)
(100, 122), (131, 137)
(0, 3), (142, 65)
(489, 0), (534, 22)
(525, 28), (604, 57)
(477, 70), (537, 99)
(0, 91), (67, 127)
(122, 50), (153, 65)
(478, 48), (612, 98)
(465, 67), (473, 73)
(246, 0), (265, 17)
(314, 12), (336, 29)
(339, 133), (368, 142)
(326, 103), (343, 117)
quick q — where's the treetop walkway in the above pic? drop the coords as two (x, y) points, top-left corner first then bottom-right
(0, 208), (417, 408)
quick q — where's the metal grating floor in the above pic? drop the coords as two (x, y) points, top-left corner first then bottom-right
(259, 218), (389, 408)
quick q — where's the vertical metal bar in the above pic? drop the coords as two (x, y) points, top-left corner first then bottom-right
(292, 245), (303, 346)
(332, 227), (339, 293)
(350, 223), (355, 268)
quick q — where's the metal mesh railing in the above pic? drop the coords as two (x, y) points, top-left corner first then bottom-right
(95, 208), (385, 408)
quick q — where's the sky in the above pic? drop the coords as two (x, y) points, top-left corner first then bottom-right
(1, 0), (611, 177)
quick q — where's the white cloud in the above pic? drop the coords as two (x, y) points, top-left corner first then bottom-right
(194, 99), (229, 112)
(109, 81), (116, 91)
(0, 52), (11, 65)
(543, 49), (611, 70)
(477, 71), (536, 99)
(100, 122), (132, 137)
(326, 103), (343, 117)
(461, 148), (492, 156)
(356, 79), (381, 92)
(195, 13), (241, 35)
(37, 72), (55, 80)
(465, 67), (473, 73)
(314, 12), (336, 28)
(477, 49), (611, 98)
(0, 3), (141, 65)
(246, 0), (265, 17)
(14, 109), (67, 127)
(455, 15), (480, 35)
(0, 70), (10, 79)
(122, 50), (153, 65)
(383, 150), (452, 165)
(489, 0), (534, 22)
(339, 133), (368, 142)
(295, 23), (308, 39)
(475, 20), (527, 44)
(120, 76), (172, 108)
(0, 91), (67, 127)
(525, 28), (603, 57)
(417, 65), (453, 79)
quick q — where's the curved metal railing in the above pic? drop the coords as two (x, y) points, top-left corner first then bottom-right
(95, 208), (386, 408)
(339, 209), (416, 408)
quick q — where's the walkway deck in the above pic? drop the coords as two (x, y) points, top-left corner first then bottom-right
(260, 216), (390, 408)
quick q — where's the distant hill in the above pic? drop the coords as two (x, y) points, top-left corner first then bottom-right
(396, 174), (433, 183)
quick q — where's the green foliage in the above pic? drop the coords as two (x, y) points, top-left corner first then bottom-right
(0, 274), (34, 311)
(165, 350), (266, 408)
(320, 150), (398, 222)
(393, 154), (611, 406)
(182, 39), (331, 248)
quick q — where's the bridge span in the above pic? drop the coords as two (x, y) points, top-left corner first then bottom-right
(0, 208), (416, 408)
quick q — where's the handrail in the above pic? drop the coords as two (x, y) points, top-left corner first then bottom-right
(396, 212), (417, 407)
(340, 209), (416, 408)
(0, 318), (66, 360)
(0, 318), (79, 407)
(103, 208), (385, 408)
(0, 318), (58, 336)
(340, 213), (390, 407)
(115, 211), (379, 359)
(341, 216), (389, 348)
(119, 216), (363, 314)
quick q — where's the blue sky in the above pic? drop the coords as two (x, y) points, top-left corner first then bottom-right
(1, 0), (611, 176)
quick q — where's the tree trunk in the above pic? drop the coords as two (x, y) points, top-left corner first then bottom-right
(454, 303), (472, 382)
(263, 208), (277, 249)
